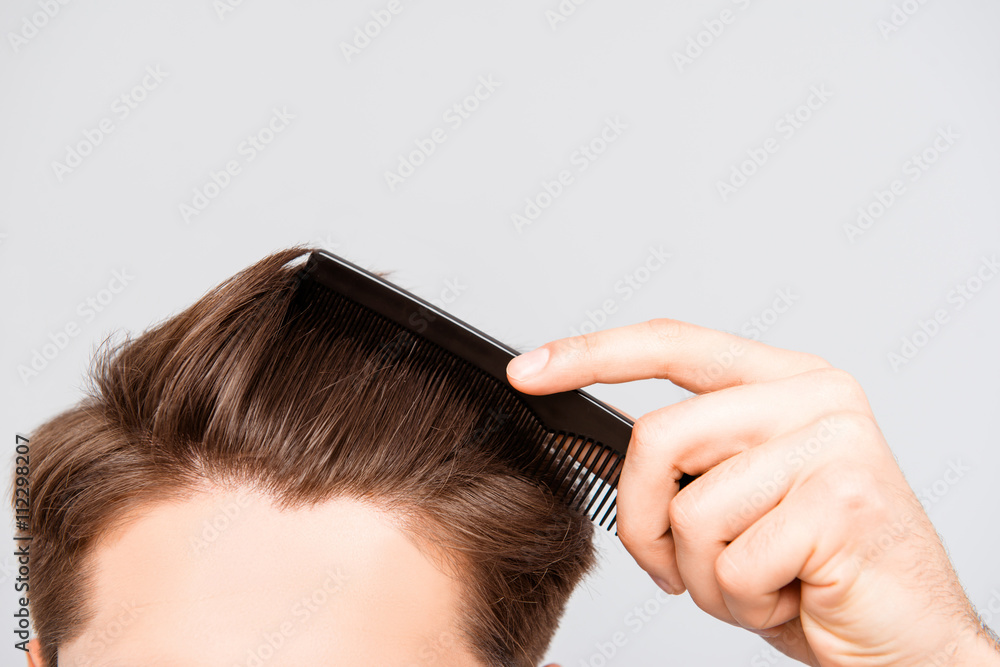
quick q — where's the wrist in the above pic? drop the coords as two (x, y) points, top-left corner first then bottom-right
(922, 617), (1000, 666)
(957, 639), (1000, 666)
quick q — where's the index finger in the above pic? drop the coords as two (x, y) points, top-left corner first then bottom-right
(505, 318), (830, 395)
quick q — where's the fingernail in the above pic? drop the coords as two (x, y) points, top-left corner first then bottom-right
(651, 576), (681, 595)
(749, 628), (781, 639)
(508, 347), (549, 381)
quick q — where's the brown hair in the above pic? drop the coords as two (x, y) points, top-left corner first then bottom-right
(13, 246), (596, 667)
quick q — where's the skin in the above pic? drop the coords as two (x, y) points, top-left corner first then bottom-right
(507, 318), (1000, 667)
(27, 488), (483, 667)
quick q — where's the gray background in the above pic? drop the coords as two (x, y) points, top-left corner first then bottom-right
(1, 0), (998, 665)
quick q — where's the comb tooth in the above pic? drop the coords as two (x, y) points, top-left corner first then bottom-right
(524, 431), (558, 480)
(425, 343), (467, 393)
(591, 456), (623, 525)
(549, 435), (586, 501)
(544, 435), (572, 499)
(562, 438), (600, 509)
(584, 450), (615, 513)
(580, 465), (611, 518)
(540, 433), (576, 494)
(565, 438), (595, 509)
(559, 469), (585, 509)
(598, 488), (618, 528)
(527, 434), (562, 491)
(582, 447), (619, 516)
(587, 455), (621, 522)
(557, 461), (588, 511)
(572, 442), (610, 512)
(367, 318), (414, 371)
(510, 403), (551, 469)
(541, 434), (623, 532)
(565, 437), (598, 504)
(454, 368), (491, 423)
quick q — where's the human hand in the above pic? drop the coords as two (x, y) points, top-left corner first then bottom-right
(507, 319), (1000, 666)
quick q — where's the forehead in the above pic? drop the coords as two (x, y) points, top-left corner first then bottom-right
(58, 489), (478, 667)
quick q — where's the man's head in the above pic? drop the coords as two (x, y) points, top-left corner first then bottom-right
(15, 247), (596, 666)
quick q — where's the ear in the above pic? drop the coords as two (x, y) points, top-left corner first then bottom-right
(25, 638), (45, 667)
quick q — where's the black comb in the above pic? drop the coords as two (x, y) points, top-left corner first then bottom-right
(296, 249), (690, 533)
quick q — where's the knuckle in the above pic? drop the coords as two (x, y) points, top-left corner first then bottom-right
(628, 412), (686, 484)
(559, 330), (597, 361)
(614, 520), (658, 563)
(823, 410), (879, 445)
(820, 464), (885, 519)
(799, 352), (834, 371)
(815, 367), (869, 408)
(713, 549), (745, 597)
(616, 521), (646, 559)
(667, 489), (701, 533)
(630, 413), (666, 453)
(645, 318), (686, 347)
(615, 520), (639, 551)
